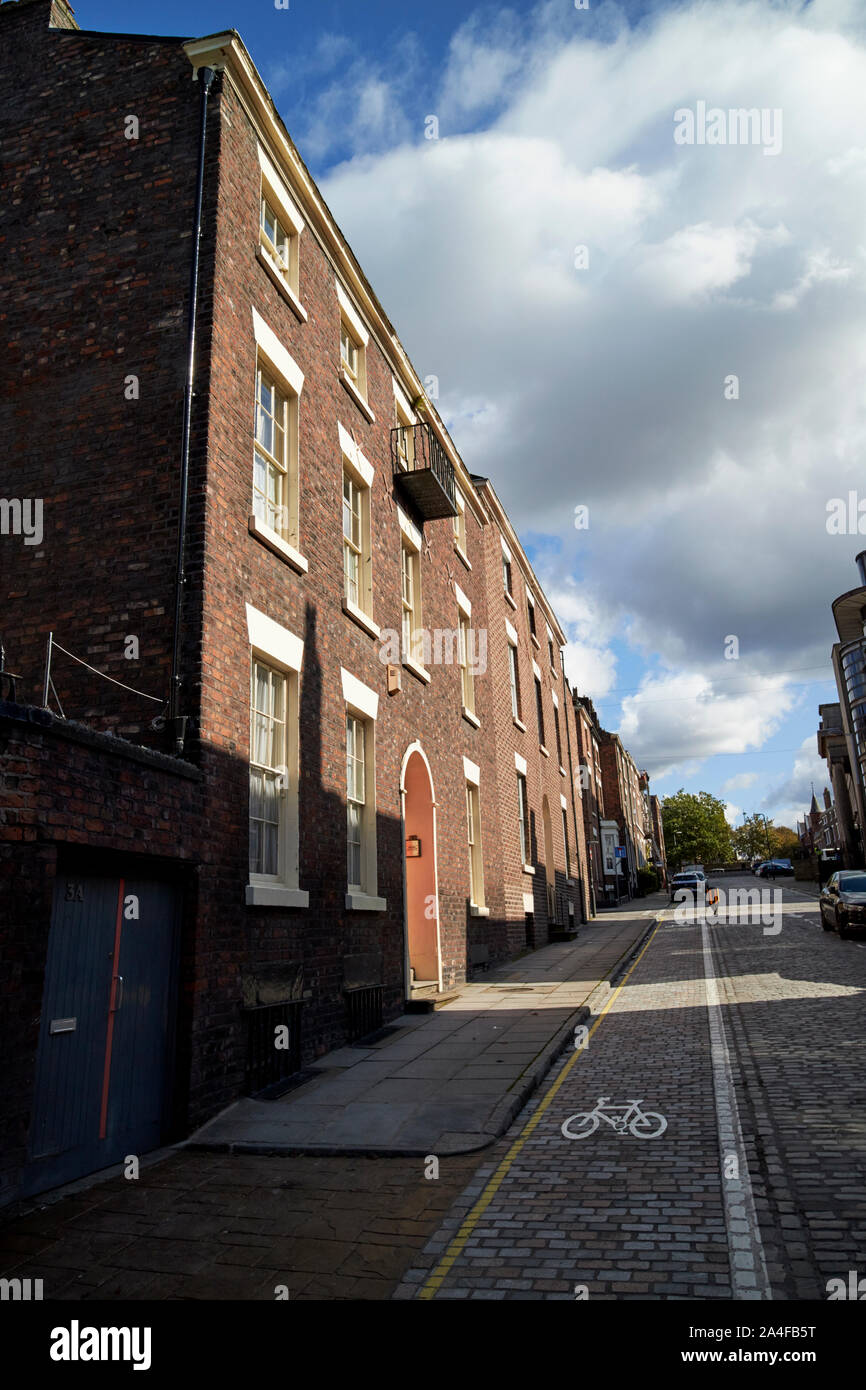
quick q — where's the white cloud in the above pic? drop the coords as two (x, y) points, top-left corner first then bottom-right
(616, 670), (798, 779)
(722, 772), (759, 794)
(310, 0), (865, 773)
(633, 220), (790, 303)
(762, 736), (830, 825)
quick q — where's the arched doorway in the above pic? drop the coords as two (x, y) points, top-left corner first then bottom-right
(542, 796), (556, 924)
(401, 744), (441, 993)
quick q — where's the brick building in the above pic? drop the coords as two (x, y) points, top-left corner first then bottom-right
(597, 730), (644, 899)
(0, 0), (591, 1202)
(573, 694), (605, 913)
(650, 793), (668, 886)
(816, 703), (860, 866)
(571, 694), (662, 904)
(820, 550), (866, 866)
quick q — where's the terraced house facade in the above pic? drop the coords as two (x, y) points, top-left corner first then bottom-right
(0, 0), (591, 1202)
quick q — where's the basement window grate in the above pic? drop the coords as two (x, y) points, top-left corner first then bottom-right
(244, 999), (303, 1096)
(345, 984), (385, 1042)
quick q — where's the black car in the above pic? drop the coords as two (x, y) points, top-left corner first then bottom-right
(819, 870), (866, 938)
(756, 859), (794, 877)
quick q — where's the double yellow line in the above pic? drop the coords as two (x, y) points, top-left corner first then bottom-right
(417, 920), (662, 1299)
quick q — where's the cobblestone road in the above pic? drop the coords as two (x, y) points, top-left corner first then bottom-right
(396, 876), (866, 1300)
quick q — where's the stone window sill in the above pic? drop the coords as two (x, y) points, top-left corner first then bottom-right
(462, 707), (480, 728)
(249, 515), (308, 573)
(255, 246), (308, 322)
(403, 656), (431, 685)
(246, 884), (310, 909)
(343, 598), (380, 639)
(340, 370), (375, 423)
(346, 892), (387, 911)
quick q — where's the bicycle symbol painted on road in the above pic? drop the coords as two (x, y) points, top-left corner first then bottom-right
(561, 1096), (667, 1139)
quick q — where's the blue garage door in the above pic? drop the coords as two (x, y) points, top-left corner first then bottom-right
(23, 870), (181, 1196)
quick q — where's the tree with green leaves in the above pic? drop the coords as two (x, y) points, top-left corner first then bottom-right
(731, 815), (799, 862)
(662, 790), (735, 869)
(732, 814), (771, 862)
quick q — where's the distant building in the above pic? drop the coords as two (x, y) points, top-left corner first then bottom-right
(824, 552), (866, 865)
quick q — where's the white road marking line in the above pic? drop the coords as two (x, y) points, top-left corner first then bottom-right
(701, 918), (773, 1300)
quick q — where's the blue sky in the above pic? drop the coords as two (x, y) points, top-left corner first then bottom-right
(79, 0), (865, 830)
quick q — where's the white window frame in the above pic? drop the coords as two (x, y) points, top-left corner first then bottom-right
(534, 670), (546, 752)
(339, 423), (377, 632)
(456, 585), (474, 717)
(257, 147), (306, 317)
(398, 508), (428, 679)
(245, 605), (307, 908)
(508, 631), (522, 723)
(517, 770), (530, 869)
(561, 795), (571, 877)
(552, 688), (564, 768)
(502, 543), (513, 598)
(337, 280), (372, 416)
(527, 592), (538, 643)
(466, 778), (486, 910)
(341, 668), (385, 911)
(453, 486), (468, 556)
(250, 308), (306, 572)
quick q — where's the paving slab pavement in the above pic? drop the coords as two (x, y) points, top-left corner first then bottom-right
(189, 896), (666, 1158)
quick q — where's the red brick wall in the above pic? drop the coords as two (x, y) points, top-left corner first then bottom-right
(0, 15), (209, 742)
(474, 490), (585, 945)
(190, 69), (507, 1084)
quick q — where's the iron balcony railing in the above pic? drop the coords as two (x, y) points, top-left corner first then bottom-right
(390, 421), (458, 521)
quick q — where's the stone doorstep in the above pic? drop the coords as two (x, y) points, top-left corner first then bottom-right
(406, 989), (462, 1014)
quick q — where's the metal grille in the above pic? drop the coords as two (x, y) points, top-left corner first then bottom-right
(345, 985), (384, 1042)
(546, 882), (557, 922)
(244, 999), (303, 1095)
(390, 422), (457, 512)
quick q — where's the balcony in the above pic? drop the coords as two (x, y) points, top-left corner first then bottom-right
(391, 421), (458, 521)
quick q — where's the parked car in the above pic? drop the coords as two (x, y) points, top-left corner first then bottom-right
(669, 871), (711, 904)
(819, 871), (866, 938)
(755, 860), (793, 877)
